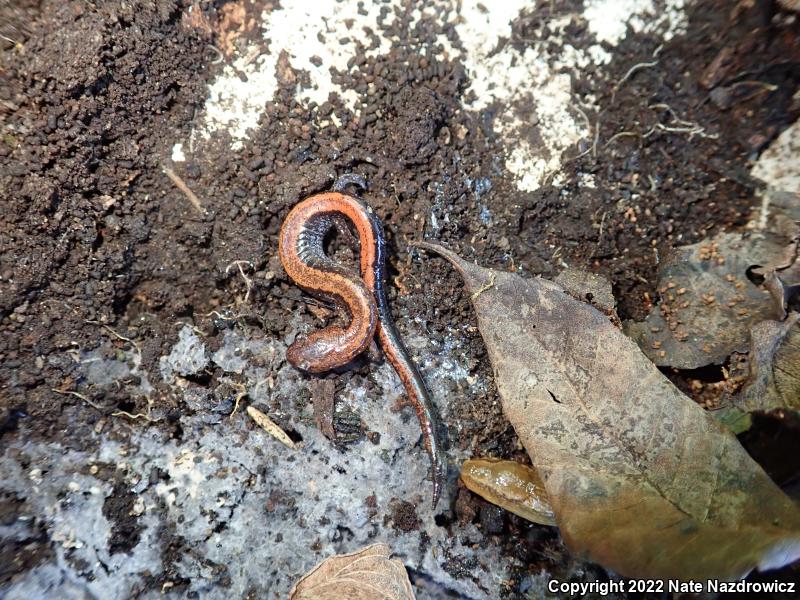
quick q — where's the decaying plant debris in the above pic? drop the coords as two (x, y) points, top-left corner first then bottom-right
(625, 203), (799, 369)
(416, 241), (800, 580)
(290, 543), (415, 600)
(460, 457), (556, 526)
(731, 313), (800, 416)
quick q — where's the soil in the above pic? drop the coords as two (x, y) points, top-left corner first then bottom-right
(1, 0), (799, 597)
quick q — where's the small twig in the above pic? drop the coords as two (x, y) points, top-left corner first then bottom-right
(247, 406), (297, 449)
(162, 165), (205, 214)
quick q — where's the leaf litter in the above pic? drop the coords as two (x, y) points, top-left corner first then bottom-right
(729, 313), (800, 416)
(624, 203), (799, 369)
(289, 543), (415, 600)
(414, 241), (800, 580)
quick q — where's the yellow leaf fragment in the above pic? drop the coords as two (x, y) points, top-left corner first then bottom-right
(460, 458), (556, 526)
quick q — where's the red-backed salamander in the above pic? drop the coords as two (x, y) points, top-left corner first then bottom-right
(278, 184), (446, 507)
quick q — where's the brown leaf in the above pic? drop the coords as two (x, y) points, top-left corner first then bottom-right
(289, 543), (416, 600)
(554, 267), (618, 321)
(733, 313), (800, 414)
(415, 241), (800, 580)
(625, 224), (796, 369)
(764, 266), (800, 319)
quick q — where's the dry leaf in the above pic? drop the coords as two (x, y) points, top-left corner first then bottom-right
(554, 267), (617, 320)
(460, 458), (556, 526)
(415, 241), (800, 580)
(732, 313), (800, 414)
(625, 228), (793, 369)
(764, 268), (800, 319)
(289, 543), (416, 600)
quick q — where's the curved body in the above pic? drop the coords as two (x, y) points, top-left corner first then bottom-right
(279, 192), (446, 507)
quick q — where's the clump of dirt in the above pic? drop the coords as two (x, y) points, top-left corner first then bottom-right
(102, 479), (145, 554)
(0, 492), (54, 585)
(388, 498), (421, 532)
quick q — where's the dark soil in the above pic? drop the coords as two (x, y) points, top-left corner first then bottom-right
(1, 0), (799, 597)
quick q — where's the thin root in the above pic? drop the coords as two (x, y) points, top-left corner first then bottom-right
(114, 395), (157, 422)
(52, 388), (109, 411)
(202, 309), (253, 321)
(225, 260), (255, 303)
(1, 33), (23, 48)
(647, 103), (718, 140)
(728, 79), (778, 93)
(54, 384), (157, 422)
(604, 130), (642, 147)
(86, 320), (141, 353)
(112, 410), (157, 422)
(207, 44), (224, 65)
(612, 59), (659, 102)
(564, 106), (599, 162)
(596, 211), (607, 247)
(224, 380), (249, 419)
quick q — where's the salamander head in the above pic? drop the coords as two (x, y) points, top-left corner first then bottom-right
(286, 329), (360, 373)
